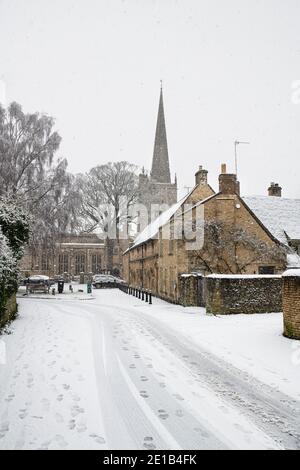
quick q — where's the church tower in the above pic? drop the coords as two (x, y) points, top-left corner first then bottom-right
(139, 84), (178, 220)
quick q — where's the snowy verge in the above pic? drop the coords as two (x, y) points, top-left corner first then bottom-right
(104, 291), (300, 402)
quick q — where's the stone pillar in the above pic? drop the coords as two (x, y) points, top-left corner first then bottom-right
(283, 270), (300, 340)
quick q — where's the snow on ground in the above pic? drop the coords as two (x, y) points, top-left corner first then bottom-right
(131, 298), (300, 402)
(0, 286), (299, 450)
(0, 289), (106, 450)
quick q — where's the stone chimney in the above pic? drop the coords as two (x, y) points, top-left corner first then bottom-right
(195, 166), (208, 186)
(219, 163), (240, 195)
(268, 182), (282, 197)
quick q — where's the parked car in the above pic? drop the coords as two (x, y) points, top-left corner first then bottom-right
(92, 275), (116, 289)
(26, 275), (50, 294)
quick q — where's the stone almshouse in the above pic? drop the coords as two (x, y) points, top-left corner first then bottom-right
(123, 165), (300, 304)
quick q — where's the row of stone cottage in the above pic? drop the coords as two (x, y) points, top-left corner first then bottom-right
(123, 164), (300, 305)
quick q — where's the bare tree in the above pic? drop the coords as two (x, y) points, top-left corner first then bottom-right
(77, 161), (139, 238)
(191, 220), (287, 274)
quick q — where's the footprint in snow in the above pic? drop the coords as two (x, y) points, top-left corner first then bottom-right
(140, 376), (149, 382)
(143, 436), (156, 450)
(194, 427), (210, 439)
(173, 393), (185, 401)
(5, 394), (15, 402)
(89, 433), (106, 445)
(71, 393), (81, 402)
(156, 372), (165, 377)
(0, 422), (9, 438)
(158, 409), (169, 420)
(77, 423), (87, 433)
(57, 394), (64, 402)
(129, 364), (136, 369)
(63, 384), (71, 391)
(68, 419), (76, 430)
(140, 391), (149, 398)
(19, 409), (28, 420)
(42, 398), (50, 411)
(55, 434), (68, 448)
(175, 409), (184, 418)
(71, 405), (85, 417)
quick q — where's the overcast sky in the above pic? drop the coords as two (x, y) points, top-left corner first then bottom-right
(1, 0), (300, 198)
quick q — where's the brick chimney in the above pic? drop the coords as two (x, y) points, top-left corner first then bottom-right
(219, 163), (240, 195)
(195, 165), (208, 186)
(268, 182), (282, 197)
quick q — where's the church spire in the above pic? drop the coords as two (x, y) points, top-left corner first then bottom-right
(151, 84), (171, 184)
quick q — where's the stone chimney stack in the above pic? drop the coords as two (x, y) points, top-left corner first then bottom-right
(268, 182), (282, 197)
(219, 163), (240, 195)
(195, 165), (208, 186)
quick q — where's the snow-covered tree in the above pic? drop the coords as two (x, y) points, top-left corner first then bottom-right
(0, 198), (30, 323)
(0, 227), (18, 320)
(0, 102), (78, 246)
(0, 197), (30, 260)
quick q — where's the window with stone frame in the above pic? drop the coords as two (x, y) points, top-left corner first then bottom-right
(91, 254), (101, 274)
(41, 253), (50, 271)
(59, 253), (69, 274)
(258, 266), (275, 275)
(168, 219), (175, 255)
(75, 253), (86, 275)
(159, 228), (163, 256)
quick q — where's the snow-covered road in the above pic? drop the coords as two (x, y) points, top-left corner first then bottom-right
(0, 289), (299, 450)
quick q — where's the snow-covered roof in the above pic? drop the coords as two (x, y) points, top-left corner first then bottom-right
(29, 275), (50, 281)
(282, 269), (300, 278)
(287, 252), (300, 268)
(242, 196), (300, 245)
(129, 199), (184, 251)
(126, 188), (198, 252)
(127, 189), (217, 252)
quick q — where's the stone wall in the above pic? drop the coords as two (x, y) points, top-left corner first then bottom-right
(206, 275), (282, 315)
(178, 275), (206, 307)
(0, 293), (17, 329)
(283, 271), (300, 340)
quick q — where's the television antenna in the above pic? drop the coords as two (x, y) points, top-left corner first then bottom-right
(234, 141), (250, 177)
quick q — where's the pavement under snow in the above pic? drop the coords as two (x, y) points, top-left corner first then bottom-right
(0, 287), (299, 450)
